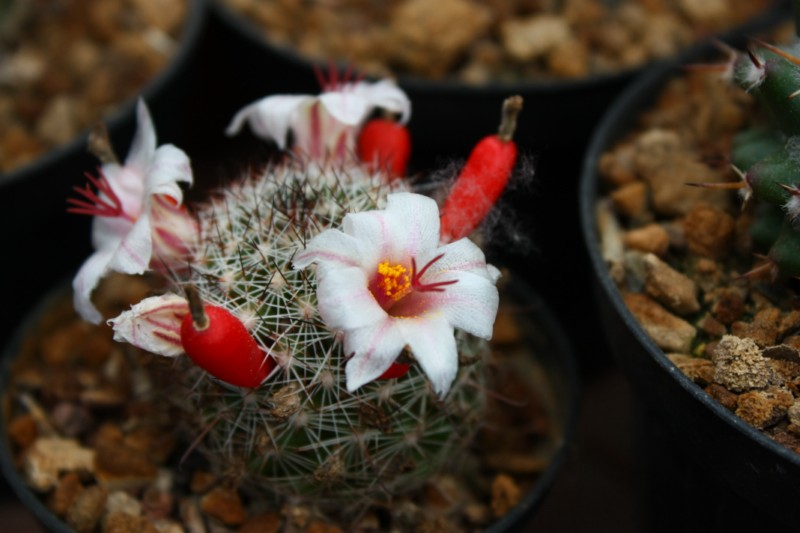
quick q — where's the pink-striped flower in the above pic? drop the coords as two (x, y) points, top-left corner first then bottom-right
(225, 79), (410, 163)
(293, 192), (500, 397)
(71, 100), (196, 324)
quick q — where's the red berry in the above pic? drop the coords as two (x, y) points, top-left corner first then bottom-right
(439, 96), (522, 243)
(378, 362), (410, 380)
(180, 305), (275, 388)
(357, 118), (411, 180)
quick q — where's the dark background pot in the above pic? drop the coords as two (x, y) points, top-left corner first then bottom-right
(0, 275), (579, 532)
(579, 44), (800, 529)
(0, 0), (208, 347)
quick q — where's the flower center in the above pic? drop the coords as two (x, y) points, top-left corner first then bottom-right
(370, 254), (458, 312)
(375, 262), (412, 303)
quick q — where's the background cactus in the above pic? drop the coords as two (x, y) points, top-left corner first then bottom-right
(157, 157), (491, 514)
(725, 0), (800, 277)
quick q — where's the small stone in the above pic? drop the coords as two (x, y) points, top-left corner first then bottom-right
(736, 387), (794, 430)
(501, 15), (571, 62)
(178, 498), (206, 533)
(611, 181), (649, 219)
(683, 203), (736, 259)
(200, 486), (246, 527)
(624, 224), (670, 256)
(668, 354), (713, 385)
(104, 512), (159, 533)
(35, 95), (80, 146)
(706, 286), (746, 325)
(66, 485), (108, 533)
(624, 292), (697, 353)
(24, 437), (95, 491)
(48, 472), (83, 518)
(696, 313), (726, 337)
(711, 335), (778, 393)
(306, 522), (343, 533)
(705, 383), (738, 411)
(52, 403), (93, 438)
(788, 401), (800, 427)
(642, 253), (700, 315)
(546, 38), (589, 78)
(239, 511), (282, 533)
(599, 143), (638, 186)
(8, 414), (38, 450)
(731, 307), (782, 348)
(94, 426), (158, 491)
(189, 471), (216, 494)
(490, 474), (521, 518)
(106, 490), (143, 517)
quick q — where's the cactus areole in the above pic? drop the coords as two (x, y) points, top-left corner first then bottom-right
(180, 287), (275, 388)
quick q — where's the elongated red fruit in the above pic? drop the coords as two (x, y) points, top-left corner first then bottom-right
(378, 362), (410, 380)
(439, 96), (523, 242)
(357, 118), (411, 180)
(180, 288), (275, 388)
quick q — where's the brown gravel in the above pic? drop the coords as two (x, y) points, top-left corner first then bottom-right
(222, 0), (773, 83)
(596, 24), (800, 454)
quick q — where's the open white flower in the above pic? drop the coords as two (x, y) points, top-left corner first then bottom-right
(293, 192), (500, 397)
(226, 79), (410, 162)
(71, 100), (196, 324)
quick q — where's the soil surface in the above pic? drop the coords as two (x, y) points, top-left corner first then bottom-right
(595, 23), (800, 455)
(2, 273), (561, 532)
(0, 0), (188, 173)
(222, 0), (772, 83)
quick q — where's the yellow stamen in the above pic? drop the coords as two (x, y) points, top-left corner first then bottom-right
(376, 261), (412, 301)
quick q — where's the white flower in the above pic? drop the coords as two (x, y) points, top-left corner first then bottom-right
(226, 79), (410, 162)
(71, 100), (196, 324)
(293, 192), (500, 397)
(109, 293), (188, 356)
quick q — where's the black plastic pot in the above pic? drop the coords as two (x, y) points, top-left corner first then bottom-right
(0, 275), (579, 532)
(0, 0), (208, 347)
(579, 45), (800, 530)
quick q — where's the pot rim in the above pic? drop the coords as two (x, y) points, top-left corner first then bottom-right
(578, 44), (800, 469)
(210, 0), (787, 96)
(0, 274), (580, 531)
(0, 0), (208, 190)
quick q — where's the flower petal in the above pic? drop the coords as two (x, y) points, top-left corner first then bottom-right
(315, 264), (386, 331)
(344, 319), (407, 392)
(399, 316), (458, 397)
(125, 100), (157, 174)
(293, 228), (365, 270)
(146, 144), (193, 201)
(384, 193), (440, 259)
(225, 95), (312, 149)
(73, 248), (115, 324)
(428, 238), (495, 279)
(353, 79), (412, 124)
(318, 90), (371, 126)
(419, 270), (499, 339)
(107, 215), (153, 274)
(109, 294), (189, 356)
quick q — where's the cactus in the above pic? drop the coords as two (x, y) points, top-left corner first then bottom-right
(71, 81), (524, 520)
(711, 1), (800, 278)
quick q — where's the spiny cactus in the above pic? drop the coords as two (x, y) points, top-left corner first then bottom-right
(163, 159), (490, 509)
(71, 79), (525, 519)
(712, 1), (800, 277)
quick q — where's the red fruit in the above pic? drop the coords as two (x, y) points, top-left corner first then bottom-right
(378, 362), (410, 380)
(180, 304), (275, 388)
(439, 96), (523, 243)
(357, 118), (411, 180)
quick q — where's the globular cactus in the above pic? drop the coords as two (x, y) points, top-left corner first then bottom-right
(711, 1), (800, 278)
(73, 81), (523, 519)
(158, 159), (491, 510)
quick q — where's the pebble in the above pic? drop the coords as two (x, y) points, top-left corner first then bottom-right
(49, 472), (84, 517)
(8, 414), (38, 449)
(611, 181), (649, 219)
(624, 224), (670, 256)
(501, 15), (572, 62)
(667, 354), (713, 385)
(683, 203), (736, 259)
(24, 437), (95, 491)
(104, 512), (159, 533)
(200, 486), (246, 527)
(705, 286), (746, 325)
(490, 474), (521, 519)
(736, 387), (795, 429)
(66, 485), (108, 533)
(711, 335), (778, 392)
(705, 383), (739, 411)
(623, 292), (697, 353)
(643, 253), (700, 315)
(731, 307), (782, 348)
